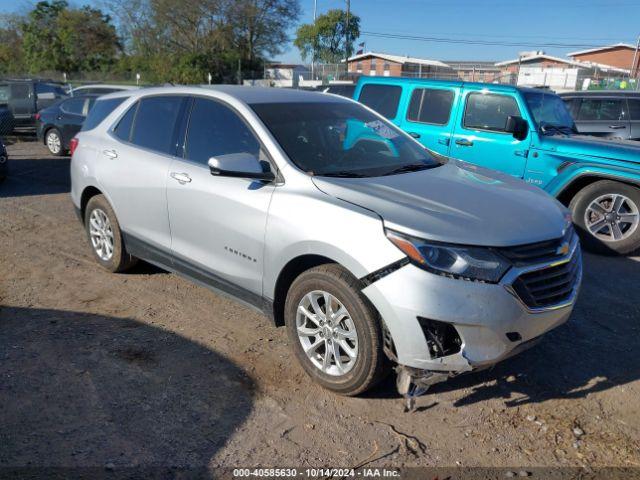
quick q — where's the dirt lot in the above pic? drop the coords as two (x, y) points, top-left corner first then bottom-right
(1, 140), (640, 472)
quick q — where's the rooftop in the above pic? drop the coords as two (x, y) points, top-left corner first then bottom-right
(347, 51), (450, 68)
(568, 43), (637, 57)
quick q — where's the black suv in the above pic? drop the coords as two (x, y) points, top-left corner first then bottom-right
(560, 90), (640, 141)
(0, 79), (68, 131)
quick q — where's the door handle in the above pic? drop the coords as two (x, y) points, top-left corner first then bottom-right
(455, 138), (474, 147)
(170, 172), (192, 184)
(102, 149), (118, 159)
(609, 125), (626, 129)
(408, 132), (421, 139)
(438, 138), (450, 146)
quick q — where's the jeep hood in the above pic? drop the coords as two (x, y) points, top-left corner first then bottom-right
(538, 134), (640, 164)
(312, 161), (568, 247)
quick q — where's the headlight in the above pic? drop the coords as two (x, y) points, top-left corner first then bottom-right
(385, 229), (510, 283)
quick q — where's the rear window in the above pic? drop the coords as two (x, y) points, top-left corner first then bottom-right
(407, 88), (454, 125)
(358, 84), (402, 119)
(82, 97), (126, 131)
(129, 96), (185, 155)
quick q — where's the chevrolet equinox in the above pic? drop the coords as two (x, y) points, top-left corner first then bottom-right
(70, 86), (582, 397)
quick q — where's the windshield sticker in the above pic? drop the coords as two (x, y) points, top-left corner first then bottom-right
(365, 120), (399, 140)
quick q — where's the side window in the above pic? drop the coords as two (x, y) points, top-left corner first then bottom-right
(82, 97), (126, 131)
(464, 92), (520, 132)
(184, 97), (260, 165)
(628, 98), (640, 121)
(130, 96), (185, 155)
(113, 102), (138, 141)
(562, 98), (580, 117)
(577, 99), (625, 121)
(10, 83), (30, 99)
(61, 97), (85, 115)
(407, 88), (454, 125)
(358, 84), (402, 119)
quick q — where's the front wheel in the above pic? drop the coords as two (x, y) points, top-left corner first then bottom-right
(284, 264), (389, 396)
(570, 180), (640, 255)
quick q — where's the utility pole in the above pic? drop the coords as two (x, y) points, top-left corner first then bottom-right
(345, 0), (350, 79)
(311, 0), (317, 81)
(631, 35), (640, 83)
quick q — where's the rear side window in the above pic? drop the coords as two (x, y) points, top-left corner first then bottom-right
(185, 97), (260, 165)
(358, 84), (402, 119)
(10, 83), (30, 99)
(113, 102), (138, 141)
(130, 96), (185, 155)
(61, 97), (85, 115)
(628, 99), (640, 121)
(82, 97), (126, 131)
(464, 92), (520, 132)
(407, 88), (454, 125)
(577, 98), (625, 121)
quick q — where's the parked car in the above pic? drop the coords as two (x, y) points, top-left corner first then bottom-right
(0, 79), (68, 129)
(559, 90), (640, 141)
(0, 103), (15, 135)
(71, 86), (581, 398)
(71, 84), (139, 96)
(354, 77), (640, 255)
(0, 139), (7, 182)
(36, 95), (98, 155)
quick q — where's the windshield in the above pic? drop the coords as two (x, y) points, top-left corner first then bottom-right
(524, 91), (576, 134)
(250, 101), (441, 177)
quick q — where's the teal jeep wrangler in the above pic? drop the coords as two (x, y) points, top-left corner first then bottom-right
(353, 77), (640, 255)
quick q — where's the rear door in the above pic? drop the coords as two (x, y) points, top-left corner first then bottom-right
(400, 85), (457, 156)
(450, 88), (530, 178)
(9, 83), (33, 119)
(96, 95), (187, 252)
(574, 96), (630, 140)
(167, 96), (275, 297)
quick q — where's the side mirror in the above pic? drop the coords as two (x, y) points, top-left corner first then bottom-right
(505, 115), (529, 141)
(208, 153), (275, 182)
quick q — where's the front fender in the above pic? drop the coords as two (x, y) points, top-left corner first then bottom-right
(546, 162), (640, 198)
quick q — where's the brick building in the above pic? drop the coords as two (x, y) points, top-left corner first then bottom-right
(346, 52), (451, 78)
(567, 43), (640, 75)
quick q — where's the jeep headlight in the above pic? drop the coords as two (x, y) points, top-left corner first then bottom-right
(386, 229), (510, 283)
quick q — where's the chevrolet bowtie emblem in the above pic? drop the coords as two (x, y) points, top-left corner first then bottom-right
(557, 242), (570, 256)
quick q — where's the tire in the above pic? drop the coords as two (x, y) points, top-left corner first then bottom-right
(284, 264), (389, 396)
(45, 128), (64, 156)
(84, 194), (137, 272)
(570, 180), (640, 255)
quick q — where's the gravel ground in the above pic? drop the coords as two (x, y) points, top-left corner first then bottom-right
(1, 140), (639, 473)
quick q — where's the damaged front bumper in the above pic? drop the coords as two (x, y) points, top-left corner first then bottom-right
(362, 244), (581, 383)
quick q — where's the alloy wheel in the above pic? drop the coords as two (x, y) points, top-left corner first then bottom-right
(46, 131), (61, 154)
(89, 208), (114, 261)
(296, 290), (359, 376)
(585, 193), (639, 242)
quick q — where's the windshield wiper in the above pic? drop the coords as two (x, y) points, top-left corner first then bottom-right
(319, 170), (368, 178)
(383, 163), (433, 176)
(540, 123), (574, 136)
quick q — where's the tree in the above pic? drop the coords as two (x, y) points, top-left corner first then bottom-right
(21, 1), (120, 73)
(294, 9), (360, 64)
(0, 15), (26, 74)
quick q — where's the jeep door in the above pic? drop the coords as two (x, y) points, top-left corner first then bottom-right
(399, 85), (458, 156)
(450, 89), (530, 178)
(166, 96), (275, 298)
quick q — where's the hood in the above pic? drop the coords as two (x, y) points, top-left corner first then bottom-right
(312, 161), (568, 247)
(538, 134), (640, 164)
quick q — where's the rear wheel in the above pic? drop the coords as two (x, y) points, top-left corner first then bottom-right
(570, 180), (640, 255)
(84, 195), (137, 272)
(45, 128), (64, 156)
(284, 264), (389, 396)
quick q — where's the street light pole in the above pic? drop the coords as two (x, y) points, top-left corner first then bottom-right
(311, 0), (317, 81)
(345, 0), (350, 78)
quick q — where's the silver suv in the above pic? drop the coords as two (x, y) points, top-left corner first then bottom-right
(70, 86), (582, 397)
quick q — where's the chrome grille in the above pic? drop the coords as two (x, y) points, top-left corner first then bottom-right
(511, 250), (581, 309)
(499, 227), (576, 266)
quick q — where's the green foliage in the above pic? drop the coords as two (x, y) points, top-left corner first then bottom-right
(294, 9), (360, 63)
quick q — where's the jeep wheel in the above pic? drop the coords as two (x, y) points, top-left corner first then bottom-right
(284, 264), (389, 396)
(84, 194), (138, 272)
(570, 180), (640, 255)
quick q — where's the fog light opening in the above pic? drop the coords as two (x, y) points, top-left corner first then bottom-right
(506, 332), (522, 342)
(417, 317), (462, 359)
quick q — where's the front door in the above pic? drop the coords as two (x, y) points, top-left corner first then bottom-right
(451, 89), (530, 178)
(400, 85), (457, 156)
(167, 96), (275, 298)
